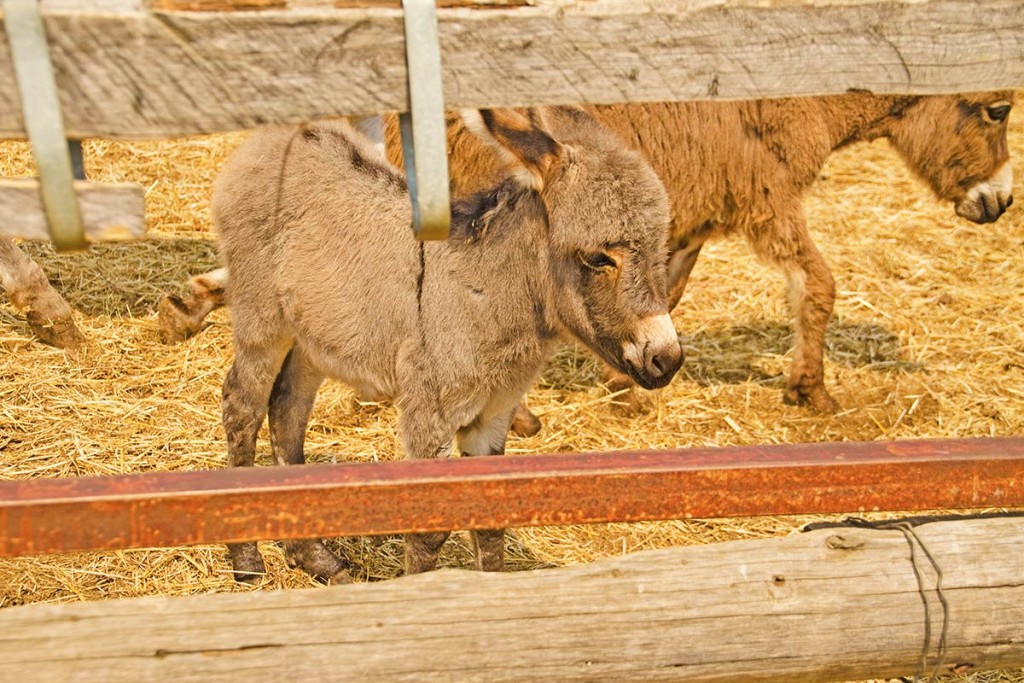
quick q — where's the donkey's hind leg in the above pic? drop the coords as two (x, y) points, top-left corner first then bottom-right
(509, 402), (542, 438)
(222, 331), (291, 583)
(268, 347), (350, 583)
(0, 238), (84, 349)
(158, 268), (228, 344)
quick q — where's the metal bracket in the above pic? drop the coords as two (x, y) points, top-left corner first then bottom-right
(3, 0), (87, 251)
(400, 0), (451, 241)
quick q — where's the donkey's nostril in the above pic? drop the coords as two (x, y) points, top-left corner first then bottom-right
(641, 339), (683, 386)
(628, 314), (683, 388)
(1007, 194), (1014, 208)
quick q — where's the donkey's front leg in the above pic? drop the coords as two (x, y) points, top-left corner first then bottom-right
(399, 403), (455, 574)
(405, 530), (453, 575)
(509, 402), (542, 438)
(781, 251), (838, 413)
(754, 207), (838, 413)
(457, 408), (516, 572)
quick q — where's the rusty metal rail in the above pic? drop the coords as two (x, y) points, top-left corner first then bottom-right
(1, 437), (1022, 558)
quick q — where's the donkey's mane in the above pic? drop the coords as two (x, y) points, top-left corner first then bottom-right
(448, 177), (540, 244)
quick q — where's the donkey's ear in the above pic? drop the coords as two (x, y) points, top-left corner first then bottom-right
(531, 105), (596, 134)
(461, 109), (560, 190)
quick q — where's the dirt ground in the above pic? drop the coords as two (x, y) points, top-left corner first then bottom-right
(1, 102), (1022, 681)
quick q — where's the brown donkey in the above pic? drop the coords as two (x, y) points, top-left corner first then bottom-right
(216, 109), (681, 582)
(587, 92), (1015, 415)
(423, 93), (1015, 420)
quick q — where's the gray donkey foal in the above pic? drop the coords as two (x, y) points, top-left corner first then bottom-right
(216, 109), (682, 582)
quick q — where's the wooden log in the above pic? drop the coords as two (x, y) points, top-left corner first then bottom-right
(0, 0), (1020, 138)
(0, 517), (1021, 682)
(0, 179), (145, 241)
(146, 1), (531, 10)
(148, 0), (286, 9)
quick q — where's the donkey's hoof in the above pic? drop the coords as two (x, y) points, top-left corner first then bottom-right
(510, 403), (542, 438)
(471, 529), (506, 572)
(603, 370), (634, 395)
(784, 385), (839, 414)
(25, 310), (85, 350)
(602, 370), (648, 415)
(284, 539), (348, 582)
(404, 531), (451, 575)
(328, 569), (355, 585)
(611, 387), (649, 416)
(157, 294), (203, 344)
(228, 542), (266, 584)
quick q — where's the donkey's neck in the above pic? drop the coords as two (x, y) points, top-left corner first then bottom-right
(442, 180), (559, 340)
(821, 92), (922, 150)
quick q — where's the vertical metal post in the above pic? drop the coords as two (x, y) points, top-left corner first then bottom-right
(3, 0), (87, 251)
(400, 0), (451, 241)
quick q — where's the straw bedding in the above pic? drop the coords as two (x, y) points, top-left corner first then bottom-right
(1, 107), (1022, 681)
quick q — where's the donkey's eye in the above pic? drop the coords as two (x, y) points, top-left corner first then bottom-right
(983, 102), (1012, 124)
(580, 251), (618, 271)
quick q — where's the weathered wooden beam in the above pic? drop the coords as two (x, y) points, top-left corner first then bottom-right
(0, 179), (145, 241)
(1, 438), (1022, 557)
(1, 517), (1022, 682)
(148, 0), (286, 8)
(0, 0), (1020, 138)
(146, 1), (531, 10)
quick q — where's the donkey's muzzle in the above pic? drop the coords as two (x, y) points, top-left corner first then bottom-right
(631, 340), (683, 390)
(623, 314), (684, 390)
(956, 161), (1013, 224)
(958, 192), (1012, 224)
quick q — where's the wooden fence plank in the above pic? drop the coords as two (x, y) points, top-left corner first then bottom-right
(0, 0), (1021, 138)
(0, 179), (145, 241)
(146, 1), (531, 10)
(0, 517), (1021, 682)
(2, 437), (1022, 557)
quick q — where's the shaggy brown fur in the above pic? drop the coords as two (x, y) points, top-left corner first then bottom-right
(160, 92), (1014, 420)
(215, 110), (681, 582)
(441, 94), (1015, 416)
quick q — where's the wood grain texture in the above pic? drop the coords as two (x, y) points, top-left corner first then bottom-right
(0, 517), (1021, 682)
(147, 0), (532, 7)
(147, 1), (528, 10)
(0, 0), (1020, 138)
(148, 0), (287, 10)
(0, 179), (145, 241)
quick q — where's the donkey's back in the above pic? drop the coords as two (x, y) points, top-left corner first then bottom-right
(214, 120), (419, 399)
